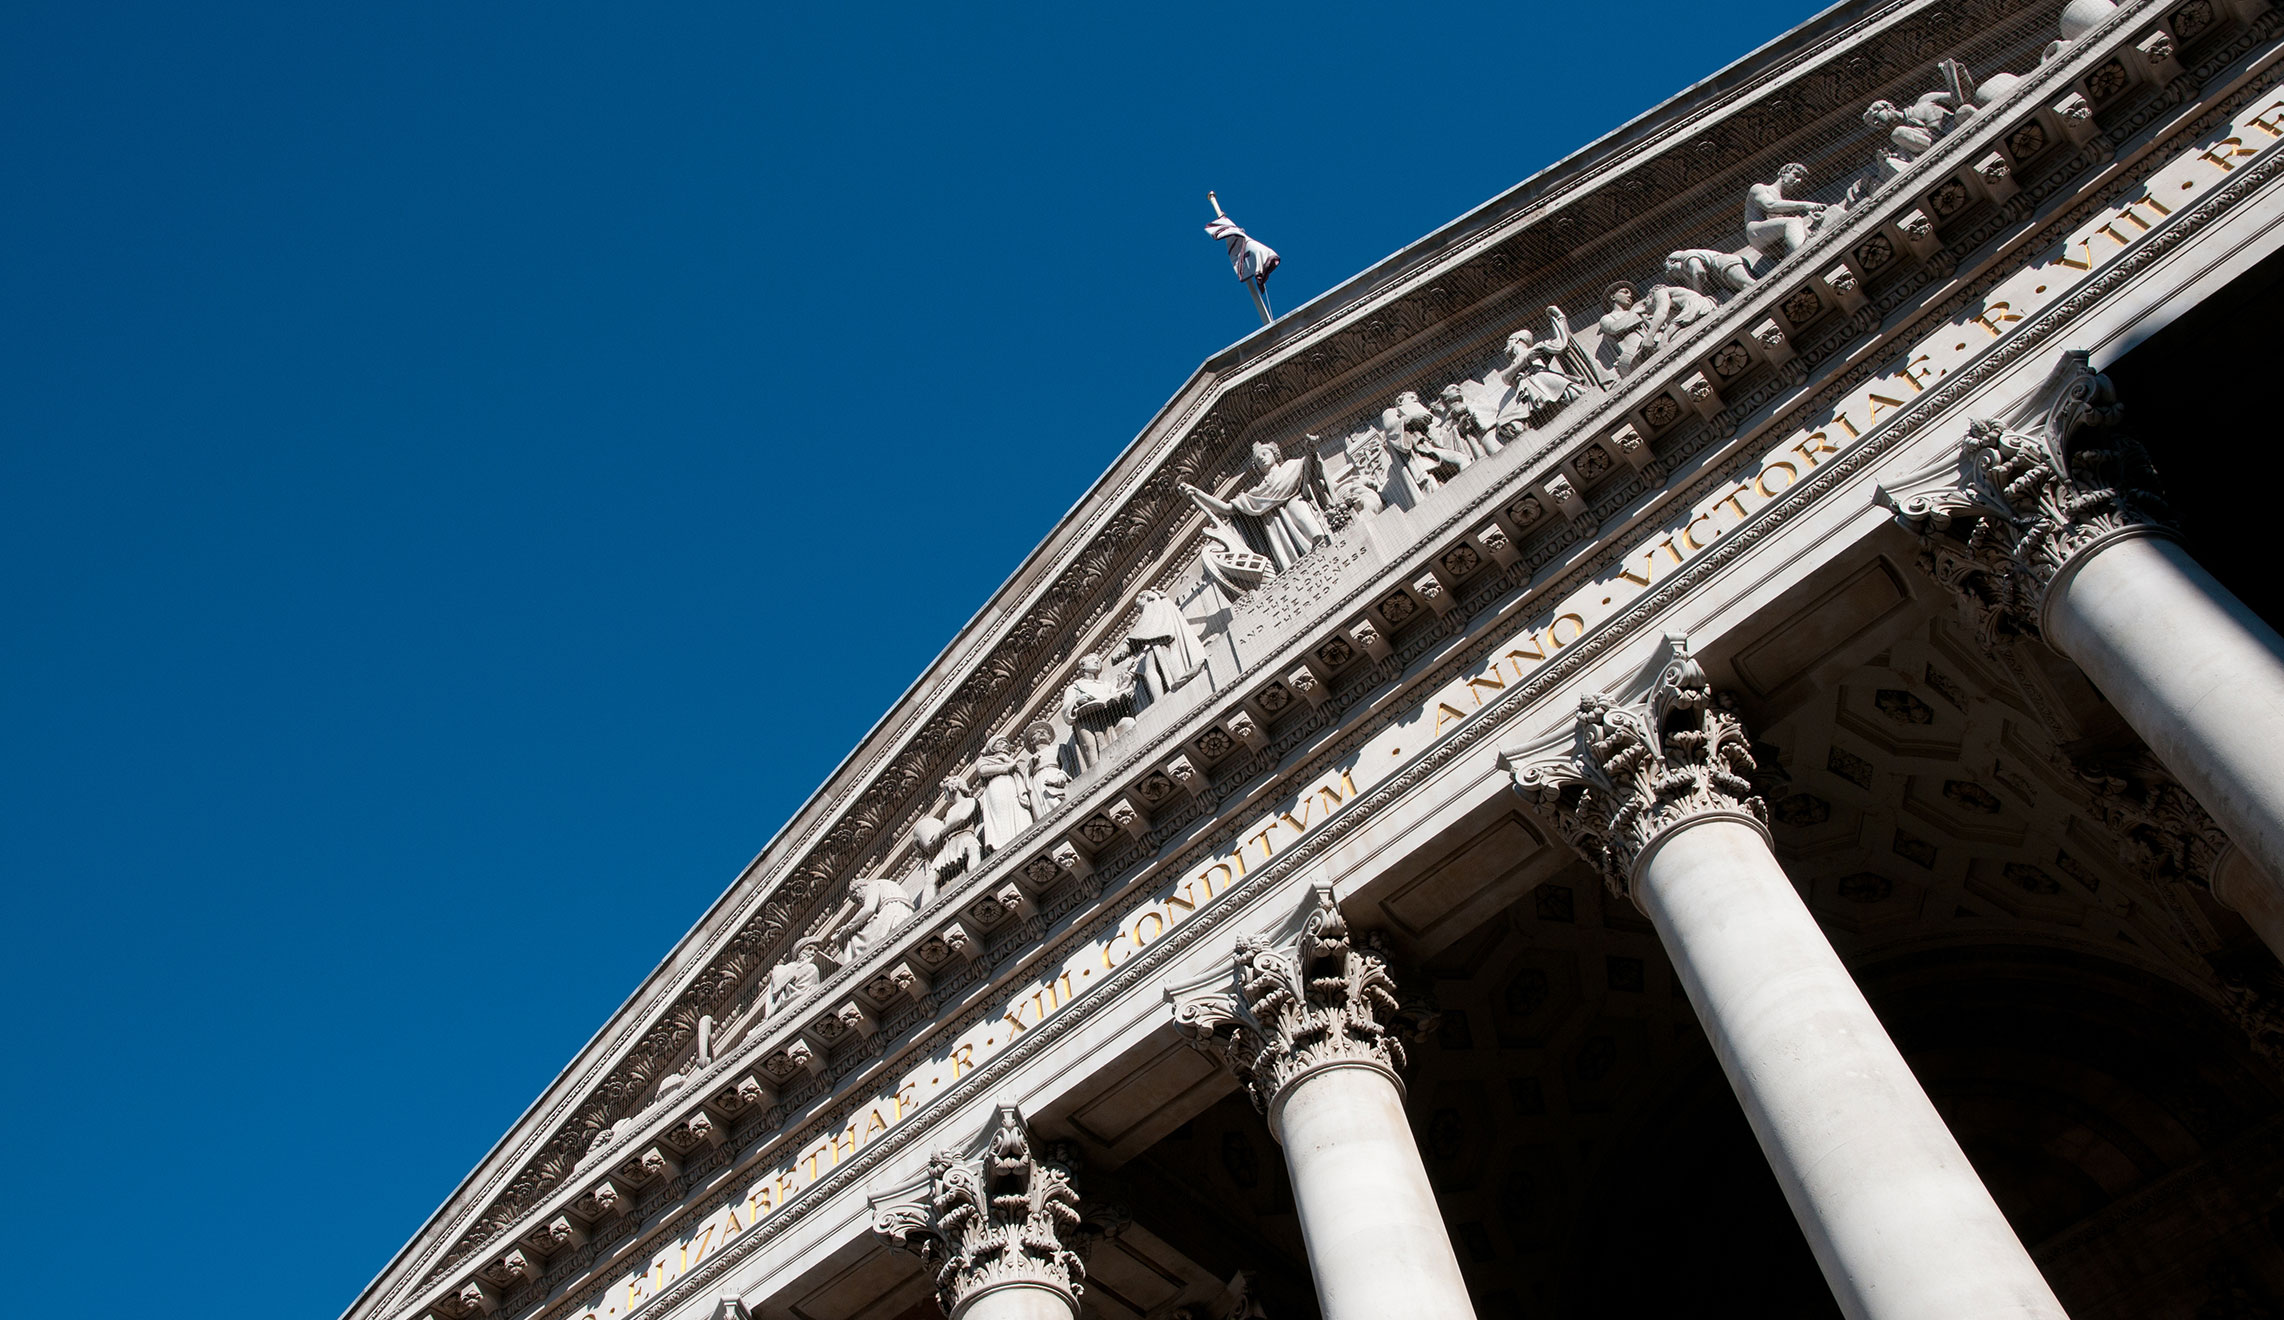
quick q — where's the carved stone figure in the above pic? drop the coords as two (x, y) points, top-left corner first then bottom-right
(829, 872), (931, 963)
(964, 736), (1034, 853)
(1181, 442), (1333, 574)
(1332, 472), (1385, 518)
(1643, 280), (1720, 347)
(1745, 163), (1834, 259)
(1337, 425), (1395, 514)
(1112, 589), (1206, 711)
(1432, 383), (1499, 461)
(871, 1105), (1087, 1318)
(1664, 249), (1757, 299)
(1060, 653), (1131, 771)
(1495, 305), (1585, 433)
(915, 776), (984, 881)
(1388, 390), (1469, 494)
(765, 937), (828, 1018)
(1021, 721), (1071, 814)
(1863, 62), (1972, 184)
(1598, 281), (1656, 379)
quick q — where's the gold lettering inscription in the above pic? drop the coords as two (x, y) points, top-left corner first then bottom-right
(2201, 136), (2258, 172)
(1789, 432), (1839, 468)
(1968, 300), (2024, 339)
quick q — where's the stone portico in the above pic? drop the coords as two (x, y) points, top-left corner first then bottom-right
(347, 0), (2284, 1315)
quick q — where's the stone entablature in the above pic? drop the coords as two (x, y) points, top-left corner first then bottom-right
(352, 2), (2284, 1316)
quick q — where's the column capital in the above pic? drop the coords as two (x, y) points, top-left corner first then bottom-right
(1498, 633), (1766, 896)
(1166, 885), (1414, 1129)
(1875, 349), (2177, 646)
(2075, 753), (2229, 890)
(869, 1104), (1085, 1318)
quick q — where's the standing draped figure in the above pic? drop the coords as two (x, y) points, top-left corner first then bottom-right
(1115, 589), (1206, 711)
(1022, 721), (1071, 814)
(1433, 384), (1499, 461)
(965, 736), (1034, 853)
(1059, 653), (1129, 772)
(1181, 442), (1332, 574)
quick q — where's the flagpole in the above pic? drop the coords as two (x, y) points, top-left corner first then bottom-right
(1209, 191), (1274, 327)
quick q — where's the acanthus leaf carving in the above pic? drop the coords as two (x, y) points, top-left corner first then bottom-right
(1498, 633), (1765, 895)
(869, 1104), (1086, 1317)
(1876, 349), (2175, 648)
(2071, 751), (2228, 889)
(1166, 884), (1411, 1125)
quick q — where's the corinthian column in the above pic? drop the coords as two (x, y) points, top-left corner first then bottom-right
(1880, 349), (2284, 958)
(870, 1104), (1086, 1320)
(1501, 635), (2066, 1320)
(1168, 886), (1476, 1320)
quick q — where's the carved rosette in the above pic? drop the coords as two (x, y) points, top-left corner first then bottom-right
(870, 1105), (1085, 1318)
(1166, 885), (1411, 1127)
(1497, 633), (1765, 895)
(1876, 350), (2176, 648)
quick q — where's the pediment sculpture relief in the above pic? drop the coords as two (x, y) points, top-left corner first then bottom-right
(1494, 306), (1590, 434)
(763, 937), (828, 1020)
(1183, 441), (1336, 595)
(741, 33), (2064, 1048)
(827, 871), (936, 964)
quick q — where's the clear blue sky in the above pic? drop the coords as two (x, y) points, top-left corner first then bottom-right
(0, 3), (1826, 1313)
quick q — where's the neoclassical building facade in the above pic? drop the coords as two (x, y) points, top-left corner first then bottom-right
(346, 0), (2284, 1315)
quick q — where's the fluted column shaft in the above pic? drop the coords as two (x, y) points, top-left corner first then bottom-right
(2045, 532), (2284, 958)
(1635, 814), (2068, 1320)
(1170, 886), (1477, 1320)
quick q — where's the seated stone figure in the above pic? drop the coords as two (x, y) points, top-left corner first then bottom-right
(1745, 163), (1835, 259)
